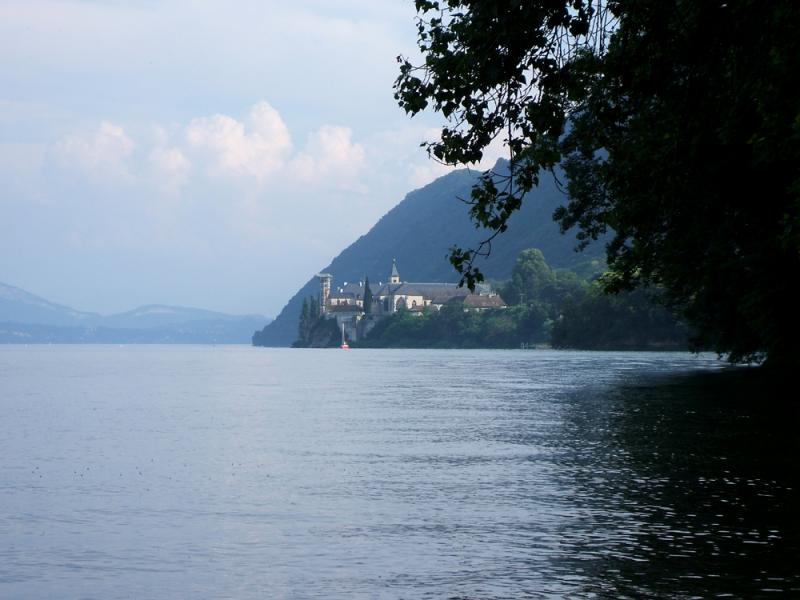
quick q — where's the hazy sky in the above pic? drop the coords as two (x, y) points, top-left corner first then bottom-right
(0, 0), (503, 316)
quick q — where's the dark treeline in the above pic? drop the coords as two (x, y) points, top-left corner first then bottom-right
(293, 296), (342, 348)
(356, 304), (547, 349)
(395, 1), (800, 365)
(551, 287), (691, 350)
(354, 248), (689, 350)
(295, 296), (320, 346)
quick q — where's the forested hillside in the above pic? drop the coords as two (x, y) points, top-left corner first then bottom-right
(253, 160), (603, 346)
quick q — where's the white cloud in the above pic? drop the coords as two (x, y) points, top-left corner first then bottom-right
(25, 99), (491, 315)
(185, 101), (292, 181)
(44, 101), (505, 225)
(52, 121), (135, 180)
(148, 146), (190, 195)
(0, 0), (474, 315)
(49, 102), (368, 194)
(290, 125), (365, 187)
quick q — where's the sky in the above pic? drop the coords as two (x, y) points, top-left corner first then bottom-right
(0, 0), (504, 317)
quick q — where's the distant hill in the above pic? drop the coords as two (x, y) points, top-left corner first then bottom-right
(0, 282), (270, 344)
(253, 159), (606, 347)
(101, 304), (265, 329)
(0, 281), (100, 326)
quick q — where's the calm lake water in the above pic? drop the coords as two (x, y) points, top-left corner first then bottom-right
(1, 346), (798, 599)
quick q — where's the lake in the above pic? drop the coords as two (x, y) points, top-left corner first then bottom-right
(1, 346), (798, 598)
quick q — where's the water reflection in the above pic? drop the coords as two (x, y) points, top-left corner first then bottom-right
(1, 347), (798, 598)
(555, 368), (800, 597)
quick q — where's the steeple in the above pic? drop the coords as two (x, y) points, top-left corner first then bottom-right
(389, 258), (401, 284)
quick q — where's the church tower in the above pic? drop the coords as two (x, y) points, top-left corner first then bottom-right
(317, 272), (332, 314)
(389, 259), (401, 284)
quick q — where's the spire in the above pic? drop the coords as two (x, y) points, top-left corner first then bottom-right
(389, 258), (400, 284)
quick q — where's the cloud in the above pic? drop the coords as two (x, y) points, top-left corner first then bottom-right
(290, 125), (365, 188)
(52, 121), (135, 180)
(185, 101), (292, 182)
(0, 0), (489, 316)
(28, 99), (491, 316)
(41, 101), (380, 261)
(148, 146), (190, 195)
(46, 101), (501, 208)
(49, 102), (370, 193)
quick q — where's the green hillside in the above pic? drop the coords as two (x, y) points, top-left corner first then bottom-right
(253, 160), (604, 346)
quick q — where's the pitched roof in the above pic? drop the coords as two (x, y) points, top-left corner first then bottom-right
(372, 282), (405, 297)
(371, 281), (496, 302)
(329, 281), (379, 300)
(326, 303), (362, 313)
(447, 294), (507, 309)
(399, 283), (467, 303)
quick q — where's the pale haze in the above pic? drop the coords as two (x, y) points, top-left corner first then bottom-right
(0, 0), (495, 316)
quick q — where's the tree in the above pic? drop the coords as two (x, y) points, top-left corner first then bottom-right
(551, 284), (689, 350)
(395, 0), (611, 287)
(503, 248), (555, 307)
(295, 298), (313, 346)
(297, 297), (310, 345)
(295, 295), (321, 346)
(363, 276), (373, 314)
(396, 0), (800, 364)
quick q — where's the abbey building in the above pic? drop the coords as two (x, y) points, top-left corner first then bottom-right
(317, 259), (506, 342)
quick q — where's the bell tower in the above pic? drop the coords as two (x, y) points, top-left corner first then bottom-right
(389, 259), (401, 284)
(317, 272), (332, 314)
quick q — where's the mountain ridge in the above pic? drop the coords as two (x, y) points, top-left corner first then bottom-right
(254, 159), (605, 347)
(0, 281), (270, 343)
(0, 281), (100, 326)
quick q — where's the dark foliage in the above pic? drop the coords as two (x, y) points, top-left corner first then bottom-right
(292, 296), (322, 347)
(355, 303), (551, 349)
(395, 1), (800, 364)
(363, 277), (373, 314)
(551, 286), (690, 350)
(355, 247), (686, 350)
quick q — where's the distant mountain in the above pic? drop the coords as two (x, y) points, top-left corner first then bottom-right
(0, 282), (100, 326)
(253, 159), (606, 347)
(102, 304), (265, 329)
(0, 282), (270, 344)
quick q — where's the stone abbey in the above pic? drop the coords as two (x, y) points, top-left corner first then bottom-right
(317, 259), (506, 342)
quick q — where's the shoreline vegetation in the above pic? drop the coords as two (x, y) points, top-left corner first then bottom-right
(294, 248), (691, 351)
(394, 1), (800, 366)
